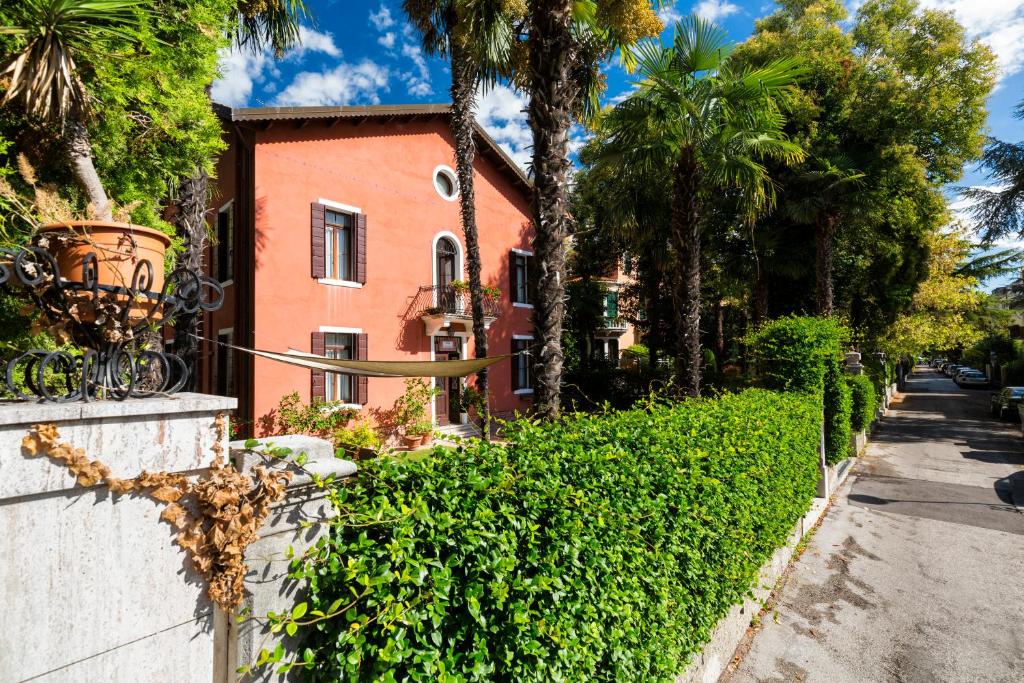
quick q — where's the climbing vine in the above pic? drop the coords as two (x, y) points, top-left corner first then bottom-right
(21, 414), (292, 610)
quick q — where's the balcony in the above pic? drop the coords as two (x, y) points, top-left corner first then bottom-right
(597, 315), (629, 336)
(415, 284), (500, 336)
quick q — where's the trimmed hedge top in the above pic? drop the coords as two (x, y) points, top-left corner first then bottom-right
(297, 389), (821, 681)
(748, 316), (853, 464)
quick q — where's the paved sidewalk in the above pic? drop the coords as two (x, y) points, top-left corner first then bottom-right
(724, 368), (1024, 683)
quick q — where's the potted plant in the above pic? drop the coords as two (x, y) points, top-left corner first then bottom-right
(411, 419), (434, 447)
(333, 419), (382, 460)
(1, 2), (170, 318)
(393, 378), (439, 450)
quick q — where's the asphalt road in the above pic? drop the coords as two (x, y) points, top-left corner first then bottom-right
(723, 367), (1024, 683)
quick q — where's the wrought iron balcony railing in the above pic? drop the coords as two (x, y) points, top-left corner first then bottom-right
(415, 284), (501, 320)
(599, 316), (629, 332)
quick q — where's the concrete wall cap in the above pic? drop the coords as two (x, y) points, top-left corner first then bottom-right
(230, 434), (357, 488)
(0, 393), (237, 426)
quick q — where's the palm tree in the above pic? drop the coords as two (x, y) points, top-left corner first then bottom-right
(524, 0), (660, 419)
(960, 99), (1024, 243)
(1, 0), (150, 221)
(403, 0), (514, 437)
(172, 0), (307, 387)
(598, 16), (805, 396)
(784, 156), (864, 315)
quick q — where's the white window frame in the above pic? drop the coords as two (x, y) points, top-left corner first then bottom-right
(433, 165), (459, 202)
(512, 334), (535, 395)
(322, 328), (361, 407)
(511, 248), (533, 308)
(317, 198), (363, 288)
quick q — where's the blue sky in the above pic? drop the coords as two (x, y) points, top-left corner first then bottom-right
(211, 0), (1024, 285)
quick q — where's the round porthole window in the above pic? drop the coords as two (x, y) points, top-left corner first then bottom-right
(433, 165), (459, 201)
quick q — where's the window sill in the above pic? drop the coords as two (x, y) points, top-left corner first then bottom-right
(320, 403), (364, 413)
(318, 278), (363, 289)
(513, 389), (534, 396)
(512, 302), (534, 309)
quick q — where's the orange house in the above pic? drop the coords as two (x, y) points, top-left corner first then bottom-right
(198, 104), (537, 435)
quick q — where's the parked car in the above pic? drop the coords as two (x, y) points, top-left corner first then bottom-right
(944, 364), (962, 377)
(956, 370), (988, 388)
(953, 367), (978, 380)
(991, 387), (1024, 418)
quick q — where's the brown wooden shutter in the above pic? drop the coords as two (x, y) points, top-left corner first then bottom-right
(355, 213), (367, 284)
(311, 202), (326, 279)
(356, 333), (368, 405)
(509, 250), (518, 303)
(311, 331), (325, 401)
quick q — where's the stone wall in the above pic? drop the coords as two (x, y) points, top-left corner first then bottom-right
(0, 394), (235, 682)
(0, 396), (354, 683)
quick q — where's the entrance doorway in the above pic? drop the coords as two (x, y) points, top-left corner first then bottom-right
(433, 335), (463, 425)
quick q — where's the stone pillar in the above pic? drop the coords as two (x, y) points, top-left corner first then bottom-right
(0, 394), (235, 683)
(844, 351), (863, 375)
(225, 435), (357, 682)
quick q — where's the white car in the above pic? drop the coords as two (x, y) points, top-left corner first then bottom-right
(944, 364), (962, 377)
(957, 371), (988, 388)
(954, 367), (978, 380)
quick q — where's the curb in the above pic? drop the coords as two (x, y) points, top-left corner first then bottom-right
(678, 454), (856, 683)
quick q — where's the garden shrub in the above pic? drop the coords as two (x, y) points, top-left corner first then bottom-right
(295, 389), (820, 681)
(847, 374), (877, 433)
(748, 316), (852, 464)
(823, 357), (852, 463)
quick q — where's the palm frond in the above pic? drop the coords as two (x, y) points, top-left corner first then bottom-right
(1, 0), (150, 124)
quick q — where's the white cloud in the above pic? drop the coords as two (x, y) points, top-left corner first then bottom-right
(212, 25), (344, 107)
(866, 0), (1024, 81)
(211, 47), (270, 107)
(294, 26), (340, 58)
(378, 31), (396, 49)
(476, 84), (532, 170)
(369, 3), (395, 31)
(273, 60), (390, 107)
(658, 4), (683, 25)
(401, 43), (430, 80)
(693, 0), (740, 22)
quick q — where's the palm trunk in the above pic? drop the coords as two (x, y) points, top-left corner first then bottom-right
(815, 213), (836, 316)
(527, 0), (578, 420)
(64, 120), (111, 221)
(670, 149), (702, 397)
(449, 42), (490, 440)
(713, 299), (725, 366)
(172, 168), (209, 391)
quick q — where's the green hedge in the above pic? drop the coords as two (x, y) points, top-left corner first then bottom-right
(847, 374), (877, 433)
(748, 316), (852, 464)
(297, 389), (821, 681)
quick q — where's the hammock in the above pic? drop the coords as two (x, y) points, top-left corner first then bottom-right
(217, 339), (511, 378)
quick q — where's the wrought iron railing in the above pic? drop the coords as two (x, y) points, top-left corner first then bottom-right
(599, 316), (629, 331)
(415, 284), (501, 320)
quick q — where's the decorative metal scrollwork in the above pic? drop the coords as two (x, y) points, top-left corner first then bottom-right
(1, 244), (223, 402)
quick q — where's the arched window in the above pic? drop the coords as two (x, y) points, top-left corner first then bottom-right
(436, 237), (458, 287)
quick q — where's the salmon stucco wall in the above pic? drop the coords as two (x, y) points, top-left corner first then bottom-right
(247, 118), (534, 432)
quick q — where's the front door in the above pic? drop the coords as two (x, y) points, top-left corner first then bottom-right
(434, 336), (462, 426)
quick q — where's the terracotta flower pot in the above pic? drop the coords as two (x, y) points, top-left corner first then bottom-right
(419, 433), (433, 447)
(402, 435), (421, 450)
(35, 221), (171, 321)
